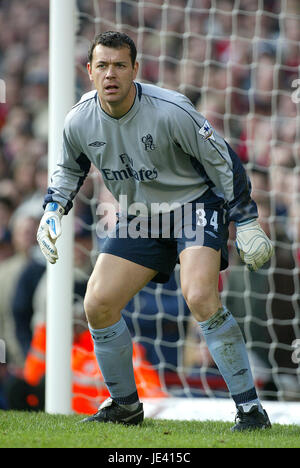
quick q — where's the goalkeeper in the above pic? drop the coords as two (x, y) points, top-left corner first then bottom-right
(37, 31), (274, 431)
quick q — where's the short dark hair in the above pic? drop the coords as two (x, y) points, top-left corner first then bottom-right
(88, 31), (137, 67)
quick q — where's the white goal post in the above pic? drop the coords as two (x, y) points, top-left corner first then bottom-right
(46, 0), (76, 414)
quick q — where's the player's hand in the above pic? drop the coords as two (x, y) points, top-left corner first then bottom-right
(235, 219), (274, 272)
(37, 202), (65, 264)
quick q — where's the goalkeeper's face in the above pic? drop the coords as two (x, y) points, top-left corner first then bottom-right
(87, 44), (139, 118)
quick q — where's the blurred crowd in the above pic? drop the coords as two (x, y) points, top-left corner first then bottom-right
(0, 0), (299, 410)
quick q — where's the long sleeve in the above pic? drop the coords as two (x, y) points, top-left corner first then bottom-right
(44, 115), (91, 214)
(170, 102), (258, 223)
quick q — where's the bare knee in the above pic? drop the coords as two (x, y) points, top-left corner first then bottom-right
(180, 247), (222, 322)
(183, 285), (221, 322)
(84, 278), (120, 329)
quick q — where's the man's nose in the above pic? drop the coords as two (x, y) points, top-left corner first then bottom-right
(105, 65), (116, 78)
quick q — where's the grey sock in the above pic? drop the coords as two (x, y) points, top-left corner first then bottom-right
(199, 307), (260, 407)
(89, 317), (139, 405)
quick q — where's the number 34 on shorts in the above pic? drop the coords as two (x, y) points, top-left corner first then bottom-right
(195, 207), (220, 231)
(180, 204), (228, 259)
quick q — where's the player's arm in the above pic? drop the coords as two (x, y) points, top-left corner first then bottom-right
(171, 102), (274, 271)
(37, 116), (91, 264)
(197, 136), (274, 271)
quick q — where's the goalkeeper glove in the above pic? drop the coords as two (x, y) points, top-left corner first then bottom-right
(37, 202), (65, 264)
(235, 219), (274, 272)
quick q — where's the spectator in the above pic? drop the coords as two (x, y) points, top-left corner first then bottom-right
(0, 213), (39, 366)
(0, 195), (14, 261)
(11, 246), (46, 358)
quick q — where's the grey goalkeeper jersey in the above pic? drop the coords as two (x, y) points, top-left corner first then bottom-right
(45, 82), (257, 222)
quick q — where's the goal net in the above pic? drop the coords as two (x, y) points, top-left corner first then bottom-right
(70, 0), (300, 413)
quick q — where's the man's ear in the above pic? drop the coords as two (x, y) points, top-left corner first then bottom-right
(133, 61), (139, 80)
(87, 62), (93, 81)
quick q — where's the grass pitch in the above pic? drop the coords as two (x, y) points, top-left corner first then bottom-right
(0, 410), (299, 449)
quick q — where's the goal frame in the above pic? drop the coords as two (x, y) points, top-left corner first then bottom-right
(46, 0), (76, 414)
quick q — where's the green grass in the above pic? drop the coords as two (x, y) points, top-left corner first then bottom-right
(0, 410), (299, 448)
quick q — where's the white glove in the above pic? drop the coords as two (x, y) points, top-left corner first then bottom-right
(235, 219), (274, 272)
(37, 202), (65, 264)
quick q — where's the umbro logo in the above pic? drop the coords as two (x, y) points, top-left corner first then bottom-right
(233, 368), (248, 377)
(91, 331), (116, 341)
(207, 310), (231, 330)
(206, 231), (218, 239)
(88, 141), (106, 147)
(103, 331), (117, 340)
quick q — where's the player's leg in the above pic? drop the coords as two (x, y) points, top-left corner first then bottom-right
(84, 252), (157, 329)
(179, 246), (271, 431)
(82, 253), (157, 424)
(179, 246), (222, 322)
